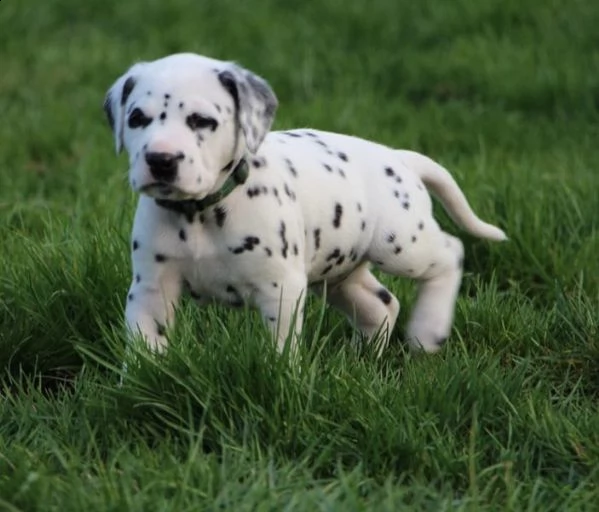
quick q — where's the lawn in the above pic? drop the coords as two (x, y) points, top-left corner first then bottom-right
(1, 0), (598, 509)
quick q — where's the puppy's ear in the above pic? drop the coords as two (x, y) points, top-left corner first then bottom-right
(217, 64), (278, 154)
(103, 63), (145, 154)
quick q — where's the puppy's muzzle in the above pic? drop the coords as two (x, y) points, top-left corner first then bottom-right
(145, 151), (185, 183)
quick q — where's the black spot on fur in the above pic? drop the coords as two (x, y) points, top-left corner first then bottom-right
(333, 203), (343, 228)
(361, 220), (366, 231)
(247, 186), (266, 198)
(285, 158), (298, 177)
(323, 163), (332, 172)
(418, 221), (424, 230)
(155, 254), (167, 263)
(135, 274), (141, 283)
(121, 76), (136, 106)
(272, 187), (282, 205)
(402, 202), (410, 210)
(394, 190), (400, 198)
(357, 203), (362, 212)
(199, 213), (205, 224)
(214, 206), (227, 227)
(336, 255), (345, 265)
(156, 323), (166, 336)
(179, 102), (184, 109)
(284, 183), (296, 201)
(245, 236), (260, 250)
(377, 289), (392, 305)
(279, 221), (289, 258)
(272, 282), (278, 288)
(385, 166), (395, 177)
(349, 248), (359, 262)
(251, 157), (266, 168)
(337, 152), (348, 162)
(265, 247), (273, 257)
(282, 131), (302, 138)
(132, 240), (139, 251)
(387, 233), (396, 243)
(322, 264), (333, 275)
(436, 337), (448, 347)
(326, 248), (341, 261)
(160, 112), (167, 121)
(214, 103), (222, 113)
(293, 244), (299, 256)
(411, 236), (417, 243)
(395, 176), (403, 183)
(305, 131), (318, 137)
(394, 246), (402, 254)
(179, 229), (187, 241)
(313, 228), (321, 250)
(190, 289), (202, 300)
(338, 168), (346, 178)
(268, 316), (276, 322)
(127, 293), (134, 302)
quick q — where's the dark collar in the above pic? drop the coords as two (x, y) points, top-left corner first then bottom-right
(155, 158), (249, 220)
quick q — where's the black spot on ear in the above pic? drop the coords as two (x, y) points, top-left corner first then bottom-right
(103, 92), (114, 130)
(155, 254), (167, 262)
(377, 289), (392, 305)
(121, 76), (137, 106)
(218, 70), (240, 114)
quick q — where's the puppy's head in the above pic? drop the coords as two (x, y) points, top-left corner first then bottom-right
(103, 53), (277, 200)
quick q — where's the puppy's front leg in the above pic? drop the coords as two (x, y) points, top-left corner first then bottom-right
(125, 255), (182, 353)
(256, 273), (307, 355)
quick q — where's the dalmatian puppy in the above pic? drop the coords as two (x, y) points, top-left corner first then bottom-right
(103, 53), (506, 357)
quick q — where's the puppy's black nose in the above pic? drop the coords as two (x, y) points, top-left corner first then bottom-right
(145, 151), (184, 183)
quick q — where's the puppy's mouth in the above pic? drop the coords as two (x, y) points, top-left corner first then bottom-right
(139, 183), (195, 200)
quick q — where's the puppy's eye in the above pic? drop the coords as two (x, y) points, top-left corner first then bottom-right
(186, 113), (218, 132)
(128, 108), (153, 129)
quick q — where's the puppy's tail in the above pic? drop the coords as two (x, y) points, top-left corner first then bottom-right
(398, 150), (507, 242)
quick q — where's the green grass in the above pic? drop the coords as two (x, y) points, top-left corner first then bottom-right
(1, 0), (598, 509)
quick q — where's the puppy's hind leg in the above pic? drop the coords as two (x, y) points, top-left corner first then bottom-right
(406, 234), (464, 352)
(325, 263), (400, 357)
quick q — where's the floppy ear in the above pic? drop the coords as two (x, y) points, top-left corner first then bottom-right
(217, 64), (278, 154)
(103, 63), (145, 154)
